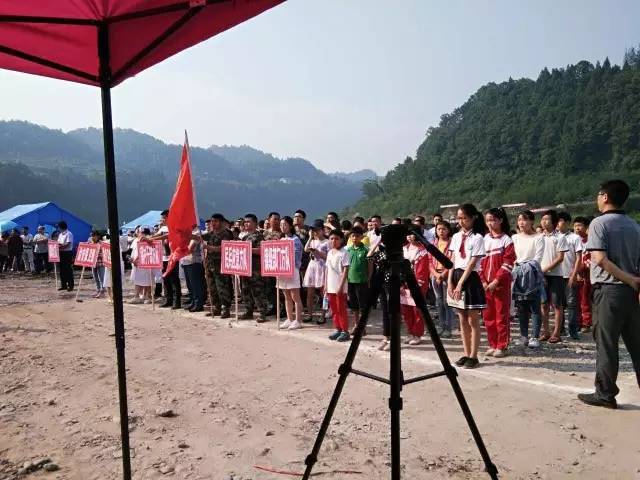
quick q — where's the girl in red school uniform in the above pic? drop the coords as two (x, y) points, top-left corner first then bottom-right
(480, 208), (516, 358)
(400, 226), (430, 345)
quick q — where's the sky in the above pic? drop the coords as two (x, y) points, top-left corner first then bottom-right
(0, 0), (639, 175)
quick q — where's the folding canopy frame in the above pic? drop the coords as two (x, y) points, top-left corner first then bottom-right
(0, 2), (284, 478)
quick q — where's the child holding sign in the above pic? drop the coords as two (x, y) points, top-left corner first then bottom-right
(129, 227), (153, 304)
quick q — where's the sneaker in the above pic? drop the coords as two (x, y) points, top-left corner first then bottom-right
(463, 357), (480, 369)
(404, 336), (413, 345)
(328, 330), (341, 340)
(143, 299), (152, 304)
(337, 331), (350, 342)
(493, 349), (507, 358)
(239, 311), (254, 320)
(302, 315), (313, 323)
(440, 329), (452, 339)
(128, 297), (143, 304)
(518, 336), (529, 347)
(528, 338), (540, 348)
(485, 348), (495, 356)
(580, 326), (591, 334)
(382, 342), (391, 351)
(288, 320), (302, 330)
(280, 319), (292, 329)
(577, 392), (617, 409)
(377, 339), (389, 350)
(220, 309), (231, 319)
(256, 314), (268, 323)
(408, 337), (422, 346)
(455, 356), (469, 367)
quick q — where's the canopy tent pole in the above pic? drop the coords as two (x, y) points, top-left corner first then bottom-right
(98, 23), (133, 480)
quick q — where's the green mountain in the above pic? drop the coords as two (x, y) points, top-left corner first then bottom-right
(350, 47), (640, 218)
(0, 121), (367, 226)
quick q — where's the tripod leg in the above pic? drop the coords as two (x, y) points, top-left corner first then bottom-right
(404, 268), (499, 479)
(387, 273), (403, 480)
(301, 276), (383, 479)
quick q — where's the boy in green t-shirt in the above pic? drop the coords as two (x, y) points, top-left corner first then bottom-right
(346, 226), (372, 333)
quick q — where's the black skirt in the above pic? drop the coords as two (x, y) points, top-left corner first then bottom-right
(451, 269), (487, 310)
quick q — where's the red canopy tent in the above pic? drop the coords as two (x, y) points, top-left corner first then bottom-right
(0, 1), (284, 478)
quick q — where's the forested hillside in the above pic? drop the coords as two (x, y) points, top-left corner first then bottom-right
(351, 48), (640, 217)
(0, 122), (366, 226)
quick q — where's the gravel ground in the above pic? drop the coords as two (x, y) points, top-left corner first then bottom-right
(1, 272), (639, 480)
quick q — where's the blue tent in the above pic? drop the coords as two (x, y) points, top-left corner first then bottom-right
(121, 210), (163, 232)
(0, 202), (92, 248)
(122, 210), (205, 232)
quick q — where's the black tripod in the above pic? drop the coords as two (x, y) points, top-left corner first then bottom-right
(302, 225), (499, 480)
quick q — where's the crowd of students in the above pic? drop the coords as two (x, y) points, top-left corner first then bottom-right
(2, 181), (640, 406)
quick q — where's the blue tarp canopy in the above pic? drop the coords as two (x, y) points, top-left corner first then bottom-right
(122, 210), (206, 233)
(0, 202), (92, 248)
(121, 210), (163, 232)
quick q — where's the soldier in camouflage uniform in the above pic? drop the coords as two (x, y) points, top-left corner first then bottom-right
(240, 214), (270, 322)
(262, 211), (283, 316)
(202, 213), (234, 318)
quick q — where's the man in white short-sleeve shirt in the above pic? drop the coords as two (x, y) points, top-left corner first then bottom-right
(56, 221), (74, 291)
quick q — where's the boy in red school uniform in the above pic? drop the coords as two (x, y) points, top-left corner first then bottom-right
(573, 217), (592, 332)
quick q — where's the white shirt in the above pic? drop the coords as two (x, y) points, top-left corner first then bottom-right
(512, 233), (544, 264)
(158, 225), (170, 261)
(561, 231), (583, 279)
(20, 233), (33, 249)
(325, 248), (350, 294)
(119, 234), (129, 252)
(33, 233), (49, 253)
(424, 227), (436, 244)
(367, 229), (381, 249)
(540, 231), (568, 276)
(58, 230), (74, 251)
(449, 230), (485, 271)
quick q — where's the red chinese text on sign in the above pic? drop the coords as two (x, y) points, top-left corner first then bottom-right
(48, 240), (60, 263)
(260, 240), (295, 278)
(74, 242), (100, 268)
(220, 241), (252, 277)
(137, 241), (163, 269)
(100, 241), (112, 268)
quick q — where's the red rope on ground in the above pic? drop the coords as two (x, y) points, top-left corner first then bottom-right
(253, 465), (363, 476)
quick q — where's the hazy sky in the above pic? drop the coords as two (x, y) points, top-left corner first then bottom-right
(1, 0), (639, 174)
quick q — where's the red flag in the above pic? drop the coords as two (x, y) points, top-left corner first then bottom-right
(164, 133), (198, 277)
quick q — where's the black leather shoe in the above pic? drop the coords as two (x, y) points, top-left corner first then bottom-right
(578, 392), (617, 409)
(190, 306), (204, 312)
(159, 302), (172, 308)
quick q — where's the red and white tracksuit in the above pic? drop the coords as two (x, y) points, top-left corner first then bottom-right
(401, 244), (430, 338)
(577, 236), (592, 328)
(480, 234), (515, 350)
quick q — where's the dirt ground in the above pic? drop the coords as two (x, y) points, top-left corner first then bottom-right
(1, 272), (639, 480)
